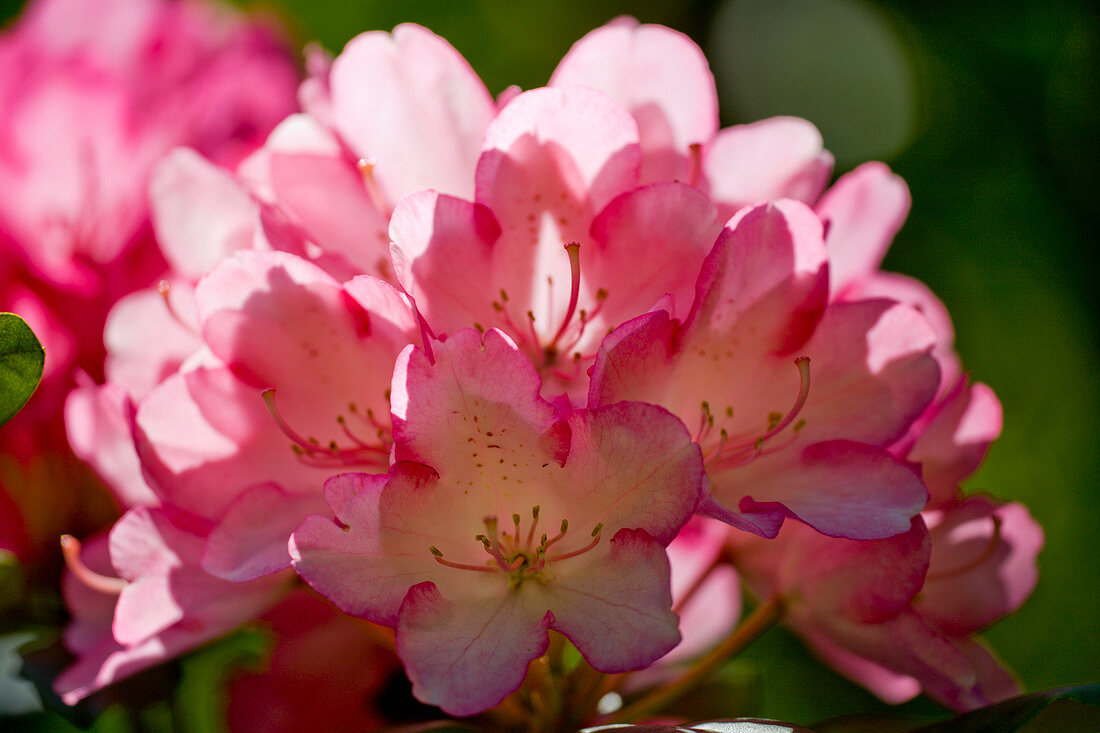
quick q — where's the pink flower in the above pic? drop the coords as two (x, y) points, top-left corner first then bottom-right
(290, 329), (703, 715)
(731, 377), (1041, 710)
(132, 251), (417, 581)
(590, 200), (939, 539)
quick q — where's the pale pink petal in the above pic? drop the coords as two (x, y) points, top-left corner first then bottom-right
(202, 483), (329, 581)
(102, 283), (201, 400)
(588, 182), (721, 329)
(542, 528), (681, 672)
(918, 498), (1042, 636)
(328, 24), (494, 203)
(906, 380), (1003, 507)
(817, 162), (910, 295)
(843, 271), (960, 388)
(195, 251), (402, 447)
(550, 18), (717, 183)
(709, 441), (928, 539)
(702, 117), (834, 222)
(149, 147), (257, 280)
(134, 365), (318, 520)
(477, 86), (640, 215)
(390, 329), (566, 472)
(558, 402), (703, 545)
(64, 381), (159, 508)
(397, 581), (554, 716)
(267, 150), (392, 279)
(389, 190), (500, 336)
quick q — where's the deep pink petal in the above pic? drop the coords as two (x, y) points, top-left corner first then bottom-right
(702, 117), (833, 222)
(550, 18), (717, 183)
(710, 441), (928, 540)
(396, 581), (554, 716)
(328, 24), (494, 204)
(543, 528), (681, 672)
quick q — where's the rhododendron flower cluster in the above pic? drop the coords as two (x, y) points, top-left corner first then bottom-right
(0, 6), (1043, 730)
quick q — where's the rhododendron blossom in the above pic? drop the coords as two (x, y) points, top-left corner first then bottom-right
(10, 10), (1044, 730)
(291, 329), (704, 714)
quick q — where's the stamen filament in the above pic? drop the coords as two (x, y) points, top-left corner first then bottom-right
(156, 280), (199, 336)
(550, 243), (582, 347)
(60, 535), (127, 595)
(546, 525), (602, 563)
(756, 356), (811, 444)
(356, 158), (388, 215)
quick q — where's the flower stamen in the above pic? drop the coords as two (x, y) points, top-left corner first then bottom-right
(60, 535), (127, 595)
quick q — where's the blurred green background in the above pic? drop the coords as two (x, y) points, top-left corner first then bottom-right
(2, 0), (1098, 727)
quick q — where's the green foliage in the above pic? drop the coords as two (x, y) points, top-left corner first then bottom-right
(910, 684), (1100, 732)
(0, 313), (44, 426)
(173, 627), (272, 733)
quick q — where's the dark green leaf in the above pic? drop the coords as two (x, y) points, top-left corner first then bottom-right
(909, 684), (1100, 732)
(0, 313), (45, 426)
(174, 626), (273, 733)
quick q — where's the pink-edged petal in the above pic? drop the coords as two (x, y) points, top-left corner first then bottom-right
(202, 482), (329, 581)
(477, 86), (640, 215)
(587, 182), (721, 328)
(542, 528), (681, 672)
(906, 380), (1002, 507)
(149, 147), (257, 280)
(328, 24), (494, 203)
(397, 581), (554, 716)
(389, 190), (500, 336)
(290, 465), (445, 627)
(709, 441), (928, 539)
(558, 402), (702, 545)
(917, 498), (1042, 636)
(267, 150), (392, 279)
(702, 117), (834, 222)
(64, 381), (159, 508)
(795, 299), (941, 447)
(817, 162), (910, 295)
(103, 282), (201, 400)
(549, 17), (717, 183)
(390, 329), (566, 471)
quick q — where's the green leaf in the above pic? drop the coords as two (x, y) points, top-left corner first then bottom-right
(173, 626), (273, 733)
(0, 313), (45, 426)
(908, 684), (1100, 732)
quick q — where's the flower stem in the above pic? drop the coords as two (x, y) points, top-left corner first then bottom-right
(605, 595), (785, 723)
